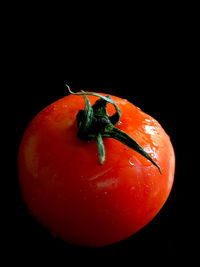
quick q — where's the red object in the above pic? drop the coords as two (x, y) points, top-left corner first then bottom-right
(18, 92), (175, 247)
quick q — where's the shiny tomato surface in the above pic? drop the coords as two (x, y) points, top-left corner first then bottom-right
(18, 92), (175, 247)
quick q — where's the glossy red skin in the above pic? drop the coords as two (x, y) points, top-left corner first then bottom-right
(18, 93), (175, 247)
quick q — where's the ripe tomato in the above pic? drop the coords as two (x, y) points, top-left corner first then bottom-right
(18, 91), (175, 247)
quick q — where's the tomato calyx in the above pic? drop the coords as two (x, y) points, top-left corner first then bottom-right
(66, 85), (162, 174)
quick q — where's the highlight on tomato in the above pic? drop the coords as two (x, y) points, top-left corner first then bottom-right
(18, 85), (175, 247)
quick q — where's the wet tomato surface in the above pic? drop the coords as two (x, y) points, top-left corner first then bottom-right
(18, 92), (175, 247)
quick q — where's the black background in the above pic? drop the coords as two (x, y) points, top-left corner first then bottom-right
(7, 4), (197, 264)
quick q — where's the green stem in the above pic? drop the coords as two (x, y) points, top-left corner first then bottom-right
(96, 133), (105, 165)
(66, 85), (162, 174)
(104, 127), (162, 174)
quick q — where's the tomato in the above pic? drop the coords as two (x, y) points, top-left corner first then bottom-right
(18, 90), (175, 247)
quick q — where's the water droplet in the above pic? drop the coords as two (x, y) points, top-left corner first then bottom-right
(129, 159), (135, 166)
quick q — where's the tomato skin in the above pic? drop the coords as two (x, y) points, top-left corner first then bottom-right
(18, 93), (175, 247)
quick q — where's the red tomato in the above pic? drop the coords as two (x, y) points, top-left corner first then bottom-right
(18, 91), (175, 247)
